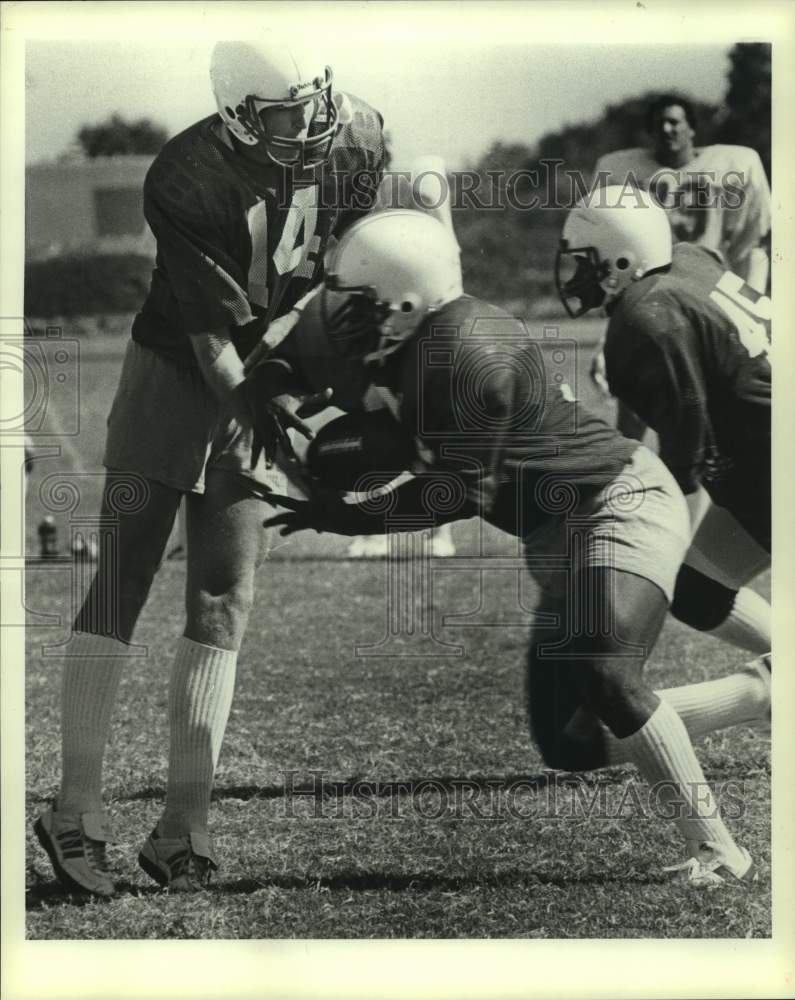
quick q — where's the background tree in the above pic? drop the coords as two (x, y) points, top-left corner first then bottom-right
(716, 43), (771, 177)
(77, 114), (168, 157)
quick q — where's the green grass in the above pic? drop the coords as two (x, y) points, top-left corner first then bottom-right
(25, 561), (771, 939)
(22, 314), (770, 938)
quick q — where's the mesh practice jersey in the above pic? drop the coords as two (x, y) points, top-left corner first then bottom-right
(132, 94), (385, 365)
(593, 145), (770, 280)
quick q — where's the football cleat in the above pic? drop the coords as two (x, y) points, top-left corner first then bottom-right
(347, 535), (391, 559)
(663, 842), (756, 890)
(138, 828), (218, 892)
(34, 806), (115, 897)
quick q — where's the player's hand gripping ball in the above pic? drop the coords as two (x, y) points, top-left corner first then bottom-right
(305, 410), (418, 492)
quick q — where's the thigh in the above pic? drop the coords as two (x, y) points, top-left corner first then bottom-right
(684, 500), (770, 589)
(526, 447), (690, 606)
(75, 471), (182, 640)
(104, 340), (218, 493)
(185, 468), (268, 602)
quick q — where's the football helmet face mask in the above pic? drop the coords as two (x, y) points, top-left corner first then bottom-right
(210, 41), (341, 169)
(322, 210), (464, 367)
(557, 185), (673, 317)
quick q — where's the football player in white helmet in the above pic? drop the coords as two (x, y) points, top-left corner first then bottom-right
(254, 209), (767, 888)
(342, 159), (461, 558)
(556, 185), (673, 317)
(210, 40), (346, 169)
(34, 37), (385, 899)
(323, 209), (463, 367)
(558, 184), (771, 730)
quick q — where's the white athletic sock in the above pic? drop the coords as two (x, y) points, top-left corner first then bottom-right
(58, 631), (128, 815)
(605, 658), (770, 764)
(705, 587), (770, 654)
(159, 636), (237, 838)
(615, 700), (740, 858)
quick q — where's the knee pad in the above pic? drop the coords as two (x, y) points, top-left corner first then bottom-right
(671, 564), (736, 631)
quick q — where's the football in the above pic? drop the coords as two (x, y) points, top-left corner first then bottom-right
(305, 409), (418, 492)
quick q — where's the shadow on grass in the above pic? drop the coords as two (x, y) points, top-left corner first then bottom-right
(26, 877), (163, 910)
(219, 868), (668, 895)
(27, 866), (667, 910)
(101, 770), (633, 804)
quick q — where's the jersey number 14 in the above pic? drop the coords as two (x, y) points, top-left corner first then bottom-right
(248, 187), (322, 309)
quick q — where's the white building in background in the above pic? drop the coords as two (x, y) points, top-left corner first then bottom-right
(25, 152), (156, 260)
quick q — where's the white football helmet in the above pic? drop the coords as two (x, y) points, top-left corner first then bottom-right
(323, 210), (464, 366)
(557, 184), (673, 316)
(210, 40), (342, 168)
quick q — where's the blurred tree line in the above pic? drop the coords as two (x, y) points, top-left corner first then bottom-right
(451, 43), (771, 311)
(54, 44), (767, 318)
(77, 114), (168, 157)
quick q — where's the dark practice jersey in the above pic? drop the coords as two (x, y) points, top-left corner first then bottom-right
(604, 242), (771, 500)
(131, 93), (385, 366)
(284, 295), (639, 538)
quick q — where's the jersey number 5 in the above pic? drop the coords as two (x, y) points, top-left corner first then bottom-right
(709, 271), (771, 359)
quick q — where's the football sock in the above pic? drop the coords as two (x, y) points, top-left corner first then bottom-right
(605, 657), (770, 764)
(57, 631), (128, 815)
(705, 587), (770, 654)
(158, 636), (237, 838)
(614, 700), (740, 857)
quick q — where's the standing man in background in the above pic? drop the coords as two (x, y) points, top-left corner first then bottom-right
(590, 93), (771, 436)
(595, 94), (770, 289)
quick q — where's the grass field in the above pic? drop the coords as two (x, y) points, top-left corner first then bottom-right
(22, 314), (772, 939)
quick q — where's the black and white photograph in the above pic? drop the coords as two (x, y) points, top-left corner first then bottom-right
(1, 1), (793, 996)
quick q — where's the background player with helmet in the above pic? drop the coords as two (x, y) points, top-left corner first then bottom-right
(579, 130), (772, 666)
(557, 184), (771, 735)
(254, 209), (768, 888)
(594, 94), (770, 292)
(33, 38), (386, 897)
(589, 93), (771, 440)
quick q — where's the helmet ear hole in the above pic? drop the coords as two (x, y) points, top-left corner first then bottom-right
(225, 106), (236, 119)
(616, 256), (630, 270)
(400, 301), (414, 313)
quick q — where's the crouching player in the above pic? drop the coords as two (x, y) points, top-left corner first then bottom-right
(557, 185), (771, 728)
(251, 209), (767, 887)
